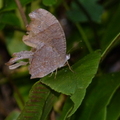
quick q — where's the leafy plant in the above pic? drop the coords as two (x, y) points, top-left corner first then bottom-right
(0, 0), (120, 120)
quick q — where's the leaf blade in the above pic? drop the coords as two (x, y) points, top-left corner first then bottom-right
(41, 51), (101, 116)
(17, 82), (55, 120)
(78, 73), (120, 120)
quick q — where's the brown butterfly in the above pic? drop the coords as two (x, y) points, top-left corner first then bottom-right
(6, 9), (70, 79)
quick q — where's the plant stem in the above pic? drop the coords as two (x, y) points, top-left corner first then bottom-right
(75, 0), (100, 48)
(14, 0), (28, 26)
(101, 33), (120, 62)
(75, 23), (93, 53)
(63, 1), (93, 53)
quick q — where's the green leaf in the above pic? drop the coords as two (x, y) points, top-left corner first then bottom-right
(106, 88), (120, 120)
(41, 51), (101, 117)
(95, 108), (106, 120)
(6, 31), (27, 54)
(101, 33), (120, 62)
(67, 0), (103, 22)
(101, 3), (120, 50)
(40, 91), (57, 120)
(0, 12), (21, 28)
(0, 0), (33, 12)
(57, 98), (73, 120)
(67, 1), (88, 22)
(17, 82), (56, 120)
(5, 111), (20, 120)
(78, 73), (120, 120)
(42, 0), (57, 6)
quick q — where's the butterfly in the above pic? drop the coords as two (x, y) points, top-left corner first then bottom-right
(6, 9), (70, 79)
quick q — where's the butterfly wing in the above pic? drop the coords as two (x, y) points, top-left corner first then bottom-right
(23, 9), (70, 79)
(29, 45), (65, 79)
(23, 9), (67, 60)
(6, 9), (70, 79)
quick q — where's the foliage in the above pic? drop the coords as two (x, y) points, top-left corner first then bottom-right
(0, 0), (120, 120)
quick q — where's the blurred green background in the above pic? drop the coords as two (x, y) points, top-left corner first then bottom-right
(0, 0), (120, 120)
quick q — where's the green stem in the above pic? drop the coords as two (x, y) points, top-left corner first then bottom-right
(14, 0), (28, 26)
(63, 1), (93, 53)
(75, 23), (93, 53)
(101, 33), (120, 62)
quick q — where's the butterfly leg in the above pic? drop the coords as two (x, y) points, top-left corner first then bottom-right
(66, 61), (74, 73)
(54, 69), (58, 79)
(49, 71), (54, 77)
(48, 69), (57, 79)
